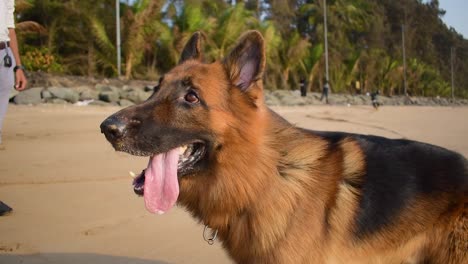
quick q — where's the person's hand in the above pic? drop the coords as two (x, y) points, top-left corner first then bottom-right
(15, 69), (27, 91)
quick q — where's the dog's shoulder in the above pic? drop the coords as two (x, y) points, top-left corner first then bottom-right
(306, 130), (468, 239)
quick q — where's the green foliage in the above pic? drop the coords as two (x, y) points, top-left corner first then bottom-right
(14, 0), (468, 98)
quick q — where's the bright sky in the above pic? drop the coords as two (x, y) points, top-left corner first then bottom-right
(437, 0), (468, 38)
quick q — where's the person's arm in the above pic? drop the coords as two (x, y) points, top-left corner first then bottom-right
(9, 28), (27, 91)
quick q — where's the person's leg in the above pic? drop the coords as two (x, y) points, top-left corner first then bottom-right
(0, 48), (16, 144)
(0, 201), (13, 216)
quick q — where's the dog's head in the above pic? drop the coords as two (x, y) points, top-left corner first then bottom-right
(100, 31), (266, 214)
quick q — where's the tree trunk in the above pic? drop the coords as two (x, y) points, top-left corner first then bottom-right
(125, 53), (133, 80)
(307, 74), (314, 92)
(282, 67), (290, 90)
(87, 39), (95, 78)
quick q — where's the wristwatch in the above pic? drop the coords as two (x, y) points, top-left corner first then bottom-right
(13, 65), (26, 72)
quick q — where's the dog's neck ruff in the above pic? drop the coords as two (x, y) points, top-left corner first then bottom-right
(203, 225), (218, 245)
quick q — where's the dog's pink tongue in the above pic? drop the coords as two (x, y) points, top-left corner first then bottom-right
(144, 148), (180, 214)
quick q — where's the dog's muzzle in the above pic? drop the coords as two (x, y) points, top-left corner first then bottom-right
(100, 115), (130, 143)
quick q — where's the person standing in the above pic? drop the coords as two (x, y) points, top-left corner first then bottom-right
(320, 79), (330, 104)
(371, 90), (380, 109)
(355, 80), (361, 94)
(299, 77), (307, 97)
(0, 0), (27, 146)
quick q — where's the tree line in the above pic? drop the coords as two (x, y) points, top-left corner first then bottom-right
(15, 0), (468, 98)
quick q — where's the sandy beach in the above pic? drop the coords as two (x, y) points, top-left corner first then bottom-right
(1, 104), (467, 264)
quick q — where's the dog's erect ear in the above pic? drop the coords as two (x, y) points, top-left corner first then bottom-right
(179, 31), (204, 64)
(223, 30), (266, 91)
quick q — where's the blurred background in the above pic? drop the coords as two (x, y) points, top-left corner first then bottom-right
(13, 0), (468, 98)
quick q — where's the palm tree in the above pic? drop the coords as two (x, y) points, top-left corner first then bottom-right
(14, 0), (47, 42)
(325, 0), (371, 91)
(278, 31), (310, 90)
(123, 0), (165, 79)
(258, 21), (282, 90)
(212, 3), (259, 58)
(18, 0), (119, 76)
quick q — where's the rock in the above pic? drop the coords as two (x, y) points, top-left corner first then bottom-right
(118, 99), (134, 107)
(439, 98), (449, 106)
(49, 98), (68, 104)
(121, 85), (132, 91)
(378, 96), (391, 106)
(144, 85), (155, 92)
(403, 96), (416, 105)
(344, 96), (362, 106)
(47, 86), (80, 103)
(7, 77), (468, 107)
(13, 87), (43, 105)
(280, 95), (307, 106)
(330, 96), (347, 105)
(310, 93), (322, 101)
(95, 84), (119, 94)
(304, 95), (321, 105)
(79, 89), (99, 101)
(271, 90), (293, 100)
(121, 89), (151, 103)
(9, 89), (19, 100)
(74, 85), (94, 92)
(99, 91), (120, 103)
(264, 93), (281, 106)
(41, 89), (53, 100)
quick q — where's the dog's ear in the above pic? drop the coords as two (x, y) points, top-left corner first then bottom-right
(179, 31), (204, 64)
(223, 30), (265, 91)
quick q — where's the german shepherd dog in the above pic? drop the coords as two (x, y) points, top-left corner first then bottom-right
(101, 31), (468, 263)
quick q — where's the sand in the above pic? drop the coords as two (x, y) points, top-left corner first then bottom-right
(0, 104), (467, 264)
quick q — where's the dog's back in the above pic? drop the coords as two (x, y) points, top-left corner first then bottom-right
(308, 130), (468, 263)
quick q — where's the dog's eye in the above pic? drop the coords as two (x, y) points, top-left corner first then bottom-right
(184, 91), (199, 104)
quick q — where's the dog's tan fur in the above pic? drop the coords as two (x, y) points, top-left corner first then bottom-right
(102, 31), (468, 263)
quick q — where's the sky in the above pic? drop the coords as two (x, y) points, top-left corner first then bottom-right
(430, 0), (468, 38)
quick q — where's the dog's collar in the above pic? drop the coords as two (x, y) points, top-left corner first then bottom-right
(203, 225), (218, 245)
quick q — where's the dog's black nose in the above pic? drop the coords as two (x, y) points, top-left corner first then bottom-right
(100, 116), (127, 142)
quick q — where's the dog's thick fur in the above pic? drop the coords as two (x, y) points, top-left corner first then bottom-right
(101, 31), (468, 263)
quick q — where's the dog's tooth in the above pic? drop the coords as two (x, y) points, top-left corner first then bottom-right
(129, 171), (137, 178)
(180, 145), (188, 155)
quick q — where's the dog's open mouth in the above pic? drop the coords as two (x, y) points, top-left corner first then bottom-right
(132, 141), (206, 214)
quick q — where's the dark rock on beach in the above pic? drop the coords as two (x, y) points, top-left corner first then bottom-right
(13, 87), (43, 105)
(8, 73), (468, 107)
(47, 87), (80, 103)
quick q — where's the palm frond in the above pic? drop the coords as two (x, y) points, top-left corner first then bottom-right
(89, 16), (116, 59)
(15, 21), (47, 34)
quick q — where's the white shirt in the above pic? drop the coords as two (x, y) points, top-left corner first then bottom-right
(0, 0), (15, 41)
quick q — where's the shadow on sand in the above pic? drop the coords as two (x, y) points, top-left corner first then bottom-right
(0, 253), (171, 264)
